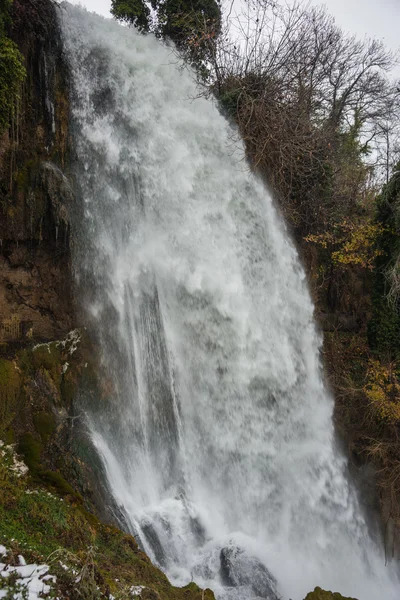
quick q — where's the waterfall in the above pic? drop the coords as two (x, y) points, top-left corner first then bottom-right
(60, 4), (398, 599)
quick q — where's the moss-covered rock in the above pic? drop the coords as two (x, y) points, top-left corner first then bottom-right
(17, 433), (42, 472)
(33, 411), (56, 440)
(304, 587), (358, 600)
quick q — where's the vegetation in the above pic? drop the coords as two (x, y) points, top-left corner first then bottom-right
(0, 0), (25, 131)
(0, 443), (215, 600)
(111, 0), (221, 71)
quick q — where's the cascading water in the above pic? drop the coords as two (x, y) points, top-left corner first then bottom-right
(61, 4), (398, 599)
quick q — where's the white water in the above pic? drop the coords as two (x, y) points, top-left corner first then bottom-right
(61, 4), (398, 599)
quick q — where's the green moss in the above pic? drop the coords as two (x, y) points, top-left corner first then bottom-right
(78, 505), (101, 528)
(0, 358), (21, 431)
(39, 470), (83, 504)
(60, 370), (78, 406)
(184, 583), (201, 593)
(31, 344), (62, 382)
(33, 411), (56, 440)
(17, 433), (42, 472)
(3, 427), (15, 444)
(304, 588), (358, 600)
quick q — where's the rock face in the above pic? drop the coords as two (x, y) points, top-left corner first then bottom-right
(0, 0), (72, 349)
(304, 588), (358, 600)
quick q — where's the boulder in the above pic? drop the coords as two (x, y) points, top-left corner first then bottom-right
(219, 545), (279, 599)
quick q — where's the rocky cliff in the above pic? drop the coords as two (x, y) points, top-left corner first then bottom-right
(0, 0), (72, 351)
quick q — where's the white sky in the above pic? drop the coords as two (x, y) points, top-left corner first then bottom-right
(69, 0), (399, 55)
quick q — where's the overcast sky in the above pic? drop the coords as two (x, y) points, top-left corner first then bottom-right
(69, 0), (399, 55)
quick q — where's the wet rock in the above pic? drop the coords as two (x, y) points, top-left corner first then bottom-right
(141, 521), (167, 568)
(219, 546), (279, 599)
(39, 161), (73, 243)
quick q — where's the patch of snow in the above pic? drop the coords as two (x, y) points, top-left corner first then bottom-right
(0, 551), (56, 600)
(32, 341), (53, 354)
(131, 586), (145, 597)
(11, 455), (29, 477)
(33, 329), (81, 357)
(64, 330), (81, 355)
(0, 443), (28, 477)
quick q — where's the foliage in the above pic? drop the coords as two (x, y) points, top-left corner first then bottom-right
(368, 167), (400, 357)
(0, 0), (12, 35)
(380, 165), (400, 303)
(364, 360), (400, 424)
(151, 0), (220, 64)
(0, 36), (25, 131)
(110, 0), (150, 32)
(305, 220), (385, 270)
(324, 329), (400, 543)
(0, 0), (26, 132)
(111, 0), (221, 70)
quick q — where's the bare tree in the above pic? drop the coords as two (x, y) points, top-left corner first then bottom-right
(195, 0), (399, 232)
